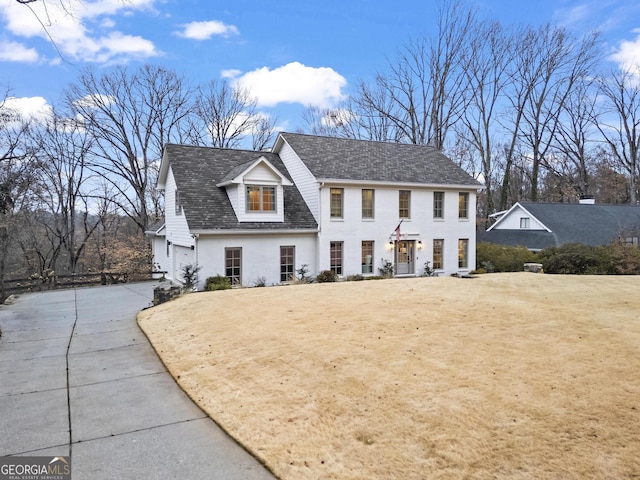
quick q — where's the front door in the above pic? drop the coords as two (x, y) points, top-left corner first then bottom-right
(396, 240), (415, 275)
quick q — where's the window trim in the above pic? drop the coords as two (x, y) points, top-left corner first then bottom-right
(433, 191), (444, 219)
(330, 241), (343, 275)
(330, 188), (344, 219)
(246, 185), (277, 213)
(175, 189), (181, 215)
(458, 239), (469, 269)
(399, 190), (411, 219)
(362, 189), (375, 219)
(361, 240), (374, 274)
(280, 246), (295, 283)
(520, 217), (530, 229)
(225, 247), (242, 285)
(458, 192), (469, 219)
(433, 239), (444, 270)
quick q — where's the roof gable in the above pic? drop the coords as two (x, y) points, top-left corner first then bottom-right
(216, 156), (293, 187)
(485, 201), (640, 247)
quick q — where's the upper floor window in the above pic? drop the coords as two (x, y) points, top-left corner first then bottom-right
(399, 190), (411, 219)
(330, 188), (344, 219)
(246, 185), (276, 212)
(458, 192), (469, 219)
(175, 189), (182, 215)
(362, 189), (375, 219)
(433, 191), (444, 219)
(520, 217), (530, 229)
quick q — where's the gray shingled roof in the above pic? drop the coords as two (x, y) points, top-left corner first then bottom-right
(164, 144), (317, 231)
(481, 202), (640, 249)
(477, 229), (558, 250)
(278, 132), (482, 186)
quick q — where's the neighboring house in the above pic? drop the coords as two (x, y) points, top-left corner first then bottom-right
(149, 132), (482, 289)
(478, 200), (640, 251)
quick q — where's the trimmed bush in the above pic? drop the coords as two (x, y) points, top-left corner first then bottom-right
(205, 275), (231, 291)
(476, 242), (537, 272)
(537, 243), (616, 275)
(316, 270), (339, 283)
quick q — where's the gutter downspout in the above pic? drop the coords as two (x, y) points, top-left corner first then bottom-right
(317, 182), (324, 276)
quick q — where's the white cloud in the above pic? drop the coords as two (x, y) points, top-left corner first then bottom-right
(0, 41), (39, 63)
(2, 96), (52, 123)
(611, 32), (640, 72)
(229, 62), (347, 108)
(0, 0), (159, 63)
(175, 20), (239, 40)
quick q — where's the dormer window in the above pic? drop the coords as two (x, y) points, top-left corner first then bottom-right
(216, 155), (292, 223)
(247, 186), (276, 212)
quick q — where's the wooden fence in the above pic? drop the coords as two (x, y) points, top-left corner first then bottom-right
(1, 271), (166, 299)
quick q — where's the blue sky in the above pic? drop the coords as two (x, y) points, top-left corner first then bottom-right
(1, 0), (640, 133)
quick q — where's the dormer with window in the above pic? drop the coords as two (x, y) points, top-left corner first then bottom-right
(216, 156), (292, 223)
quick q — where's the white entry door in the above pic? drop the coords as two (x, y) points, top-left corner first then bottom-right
(396, 240), (415, 275)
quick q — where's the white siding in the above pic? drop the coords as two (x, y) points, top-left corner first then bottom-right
(493, 205), (547, 230)
(317, 184), (477, 277)
(164, 167), (195, 282)
(195, 232), (318, 289)
(277, 141), (320, 221)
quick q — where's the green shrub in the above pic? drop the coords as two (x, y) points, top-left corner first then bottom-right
(205, 275), (231, 291)
(316, 270), (339, 283)
(476, 243), (537, 272)
(537, 244), (615, 275)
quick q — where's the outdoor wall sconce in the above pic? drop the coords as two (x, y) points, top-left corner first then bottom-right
(417, 240), (424, 250)
(386, 241), (395, 251)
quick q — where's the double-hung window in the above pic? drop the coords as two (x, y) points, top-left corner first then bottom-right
(458, 192), (469, 219)
(330, 188), (344, 219)
(433, 239), (444, 270)
(246, 186), (276, 212)
(433, 191), (444, 219)
(280, 246), (295, 282)
(225, 247), (242, 285)
(458, 239), (468, 269)
(399, 190), (411, 219)
(362, 189), (374, 219)
(330, 241), (343, 275)
(362, 241), (374, 274)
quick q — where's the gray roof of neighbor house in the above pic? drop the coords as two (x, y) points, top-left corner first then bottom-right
(277, 132), (482, 187)
(163, 143), (317, 232)
(479, 202), (640, 249)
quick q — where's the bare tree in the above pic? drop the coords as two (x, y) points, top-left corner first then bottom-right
(352, 0), (474, 147)
(549, 78), (600, 198)
(31, 110), (100, 274)
(596, 67), (640, 205)
(66, 65), (192, 233)
(188, 80), (277, 150)
(0, 93), (37, 299)
(457, 19), (513, 216)
(517, 25), (600, 202)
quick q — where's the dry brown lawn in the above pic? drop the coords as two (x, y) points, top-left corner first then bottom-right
(138, 273), (640, 480)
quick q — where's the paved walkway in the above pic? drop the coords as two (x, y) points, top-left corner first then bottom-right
(0, 283), (276, 479)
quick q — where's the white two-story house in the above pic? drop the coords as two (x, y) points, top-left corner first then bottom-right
(149, 132), (482, 289)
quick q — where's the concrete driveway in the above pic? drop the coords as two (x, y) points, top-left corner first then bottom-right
(0, 282), (276, 479)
